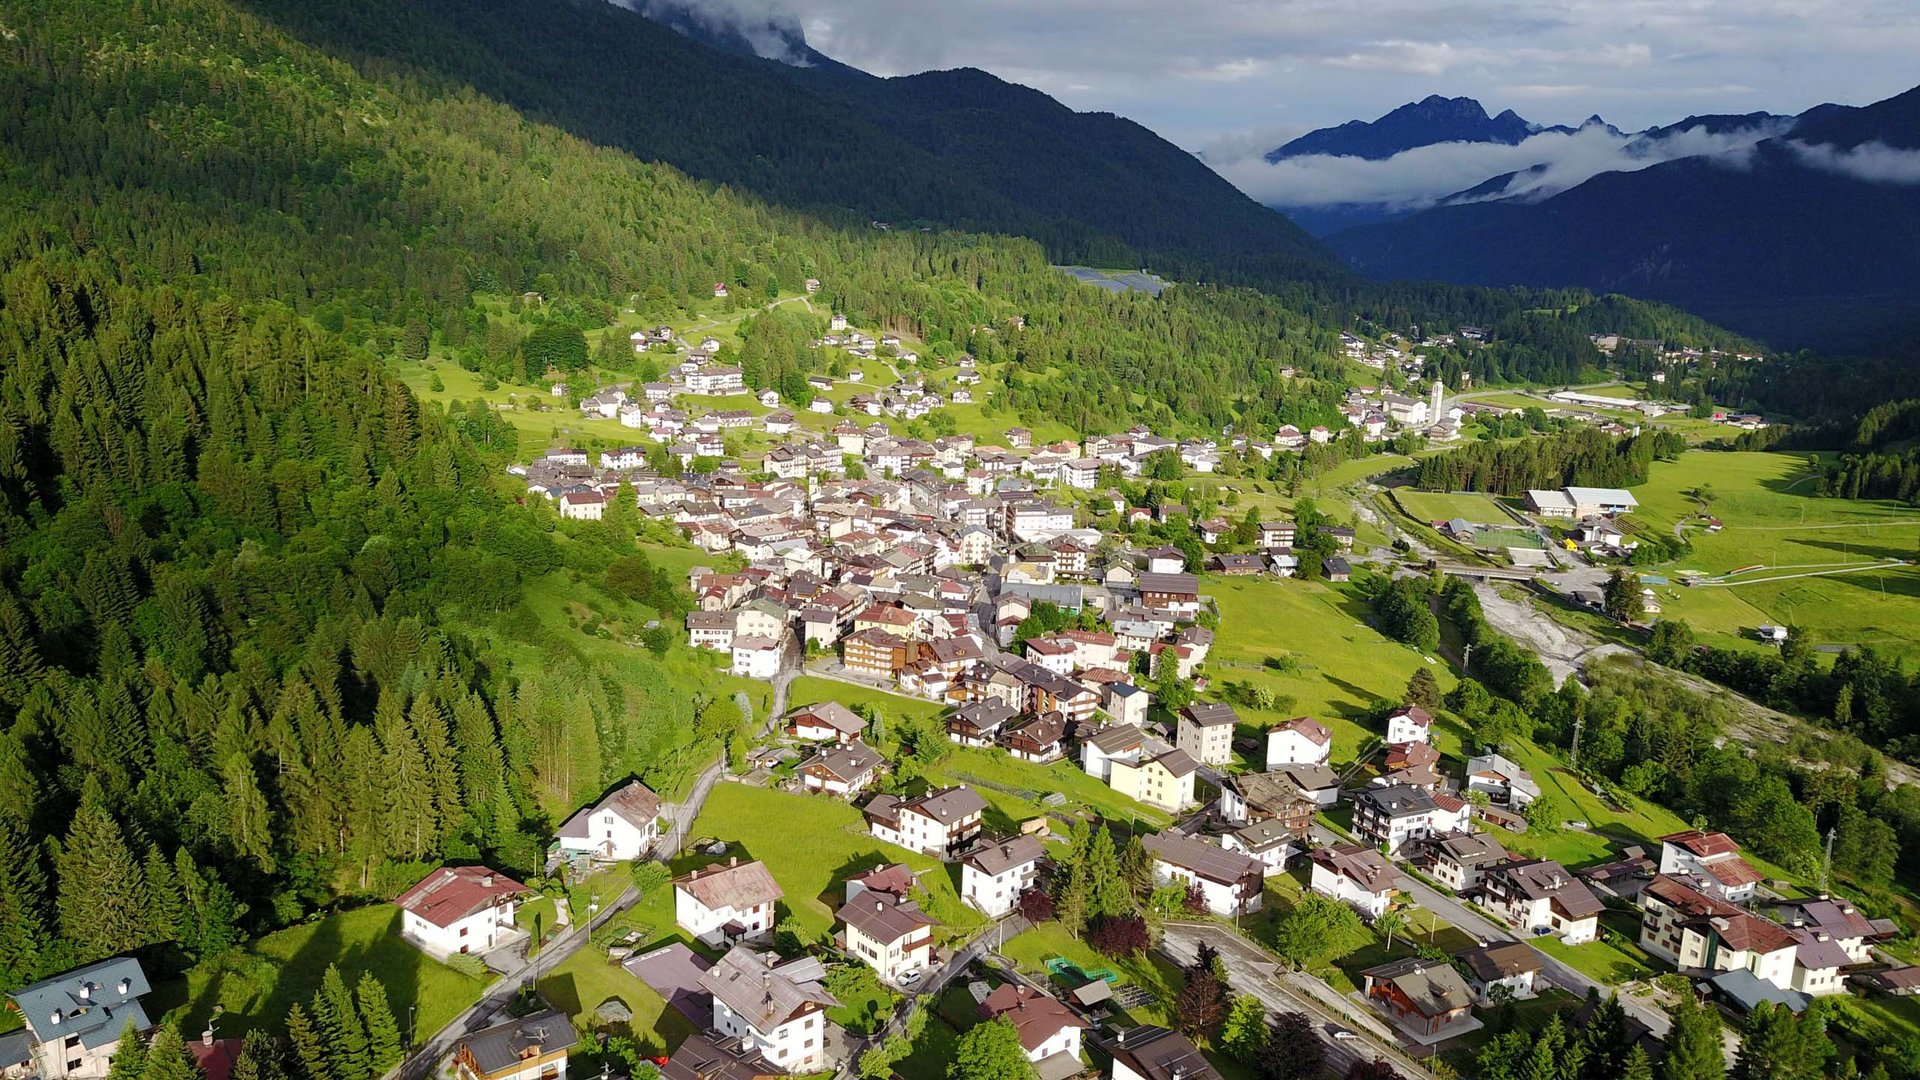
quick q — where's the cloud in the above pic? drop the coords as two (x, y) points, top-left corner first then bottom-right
(1210, 119), (1793, 210)
(617, 0), (817, 65)
(1785, 140), (1920, 184)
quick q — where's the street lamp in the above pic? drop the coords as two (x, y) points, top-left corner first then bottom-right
(407, 1006), (417, 1054)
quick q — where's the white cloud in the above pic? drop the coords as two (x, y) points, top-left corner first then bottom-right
(1786, 140), (1920, 184)
(1209, 119), (1793, 209)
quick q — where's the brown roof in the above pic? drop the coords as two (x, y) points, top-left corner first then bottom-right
(797, 743), (884, 783)
(1141, 832), (1262, 887)
(557, 780), (661, 841)
(1272, 717), (1331, 745)
(836, 893), (934, 943)
(394, 866), (527, 929)
(698, 947), (838, 1034)
(1311, 843), (1401, 895)
(1487, 860), (1603, 920)
(1104, 1027), (1219, 1080)
(962, 835), (1048, 877)
(1361, 958), (1474, 1018)
(1456, 941), (1541, 982)
(659, 1034), (779, 1080)
(1661, 830), (1742, 857)
(1644, 875), (1794, 954)
(789, 701), (866, 735)
(977, 985), (1084, 1052)
(1181, 702), (1240, 728)
(673, 859), (784, 912)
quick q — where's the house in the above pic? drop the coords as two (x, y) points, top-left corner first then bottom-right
(1324, 556), (1352, 582)
(1658, 830), (1762, 903)
(1220, 818), (1301, 876)
(1359, 958), (1479, 1042)
(1141, 832), (1265, 917)
(1352, 783), (1445, 856)
(1217, 771), (1314, 839)
(554, 780), (661, 862)
(843, 628), (912, 678)
(1104, 1027), (1219, 1080)
(1424, 833), (1508, 893)
(453, 1010), (578, 1080)
(1273, 763), (1341, 807)
(1479, 860), (1603, 943)
(947, 699), (1017, 749)
(1455, 942), (1542, 1003)
(1309, 844), (1403, 920)
(1175, 702), (1239, 766)
(558, 491), (607, 521)
(788, 702), (867, 744)
(1638, 875), (1797, 991)
(395, 866), (527, 957)
(1383, 740), (1445, 790)
(863, 786), (986, 857)
(960, 835), (1047, 917)
(686, 610), (736, 651)
(836, 891), (935, 985)
(1524, 489), (1578, 519)
(1767, 896), (1899, 965)
(1136, 572), (1200, 618)
(5, 958), (152, 1080)
(976, 985), (1084, 1069)
(730, 635), (784, 679)
(1265, 717), (1332, 769)
(1081, 723), (1146, 782)
(1258, 521), (1296, 548)
(1464, 753), (1541, 808)
(700, 946), (840, 1073)
(674, 858), (784, 948)
(1109, 746), (1199, 813)
(658, 1035), (777, 1080)
(1002, 712), (1069, 763)
(1384, 705), (1434, 745)
(796, 742), (884, 796)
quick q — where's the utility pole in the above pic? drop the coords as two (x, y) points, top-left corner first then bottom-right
(1822, 826), (1836, 894)
(1462, 643), (1472, 674)
(1570, 712), (1585, 770)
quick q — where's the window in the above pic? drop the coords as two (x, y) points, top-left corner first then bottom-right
(459, 926), (469, 937)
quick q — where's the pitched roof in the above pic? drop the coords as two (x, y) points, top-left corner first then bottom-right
(458, 1009), (579, 1077)
(836, 893), (935, 943)
(1149, 748), (1200, 778)
(659, 1034), (779, 1080)
(1310, 844), (1401, 894)
(1137, 572), (1200, 595)
(1274, 763), (1341, 791)
(1272, 717), (1332, 745)
(1360, 957), (1474, 1017)
(1141, 832), (1262, 886)
(1181, 702), (1240, 728)
(978, 985), (1085, 1052)
(788, 701), (866, 735)
(1430, 833), (1507, 867)
(1103, 1027), (1219, 1080)
(1086, 723), (1146, 754)
(1355, 782), (1437, 817)
(7, 957), (151, 1048)
(797, 743), (884, 783)
(1455, 941), (1541, 982)
(394, 866), (527, 929)
(1487, 860), (1603, 920)
(673, 859), (784, 912)
(902, 785), (988, 824)
(963, 835), (1048, 877)
(698, 947), (839, 1034)
(557, 780), (662, 841)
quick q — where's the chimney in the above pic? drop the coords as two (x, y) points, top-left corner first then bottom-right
(118, 978), (130, 996)
(78, 984), (91, 1002)
(203, 1030), (214, 1048)
(730, 856), (738, 867)
(481, 875), (493, 888)
(49, 1010), (62, 1026)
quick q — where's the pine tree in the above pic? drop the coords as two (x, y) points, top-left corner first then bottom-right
(105, 1022), (150, 1080)
(221, 752), (276, 874)
(1118, 835), (1153, 900)
(56, 777), (150, 962)
(377, 701), (437, 860)
(356, 973), (403, 1073)
(1622, 1047), (1655, 1080)
(0, 815), (50, 987)
(1659, 996), (1728, 1080)
(142, 846), (183, 949)
(314, 966), (372, 1080)
(144, 1025), (207, 1080)
(1576, 992), (1633, 1080)
(286, 1003), (334, 1080)
(232, 1031), (287, 1080)
(1085, 824), (1132, 919)
(174, 849), (241, 962)
(1053, 819), (1091, 935)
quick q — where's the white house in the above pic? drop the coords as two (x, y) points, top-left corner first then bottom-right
(835, 892), (935, 985)
(558, 491), (607, 521)
(1265, 716), (1333, 769)
(788, 702), (867, 743)
(1455, 942), (1542, 1004)
(554, 780), (661, 862)
(862, 786), (986, 857)
(1384, 705), (1434, 745)
(959, 835), (1047, 918)
(1220, 818), (1300, 876)
(700, 946), (840, 1073)
(1309, 844), (1402, 920)
(673, 858), (784, 948)
(1478, 859), (1603, 944)
(730, 635), (784, 678)
(976, 986), (1085, 1070)
(1080, 723), (1146, 782)
(395, 866), (528, 957)
(1464, 753), (1541, 808)
(796, 742), (884, 796)
(1352, 783), (1446, 856)
(1175, 702), (1238, 767)
(6, 958), (153, 1080)
(1141, 832), (1264, 917)
(1657, 830), (1762, 903)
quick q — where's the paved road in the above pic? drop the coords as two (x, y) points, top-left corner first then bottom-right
(1161, 923), (1429, 1079)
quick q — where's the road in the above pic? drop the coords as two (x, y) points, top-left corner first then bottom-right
(1161, 923), (1430, 1079)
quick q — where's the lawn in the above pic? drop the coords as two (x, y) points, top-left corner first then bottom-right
(1480, 741), (1693, 867)
(784, 675), (947, 728)
(1206, 574), (1461, 765)
(929, 746), (1172, 833)
(1532, 915), (1658, 985)
(1624, 451), (1920, 660)
(1391, 490), (1512, 526)
(148, 905), (490, 1043)
(536, 945), (695, 1058)
(681, 783), (985, 942)
(1000, 921), (1186, 1026)
(895, 987), (969, 1080)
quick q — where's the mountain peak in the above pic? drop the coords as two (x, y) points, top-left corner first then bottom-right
(1266, 96), (1535, 162)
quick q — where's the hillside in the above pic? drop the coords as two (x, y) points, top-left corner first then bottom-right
(1328, 84), (1920, 351)
(237, 0), (1335, 283)
(1266, 95), (1559, 162)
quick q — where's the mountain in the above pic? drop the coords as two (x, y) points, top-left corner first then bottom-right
(1327, 84), (1920, 351)
(1266, 96), (1552, 162)
(244, 0), (1332, 285)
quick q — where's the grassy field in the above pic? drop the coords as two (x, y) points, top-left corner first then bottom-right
(1205, 574), (1463, 763)
(784, 675), (946, 728)
(1531, 912), (1659, 984)
(537, 945), (696, 1058)
(1625, 452), (1920, 660)
(683, 783), (985, 942)
(929, 746), (1172, 832)
(148, 906), (490, 1042)
(1391, 490), (1512, 525)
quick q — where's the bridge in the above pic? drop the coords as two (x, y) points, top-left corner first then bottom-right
(1430, 561), (1538, 582)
